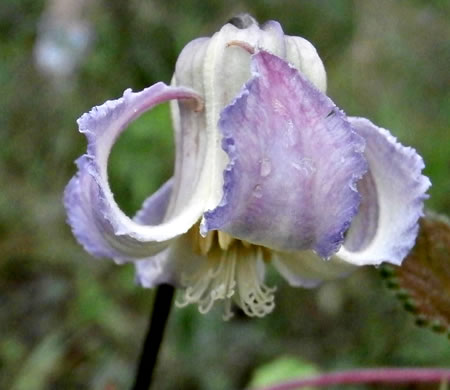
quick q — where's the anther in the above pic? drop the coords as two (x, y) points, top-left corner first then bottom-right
(218, 231), (235, 250)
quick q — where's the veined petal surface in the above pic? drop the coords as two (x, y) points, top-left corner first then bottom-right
(284, 35), (327, 93)
(170, 21), (328, 218)
(167, 38), (211, 220)
(177, 22), (288, 213)
(202, 51), (367, 258)
(338, 117), (431, 265)
(64, 83), (204, 261)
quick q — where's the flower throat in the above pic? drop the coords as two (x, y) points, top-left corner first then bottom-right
(176, 223), (276, 319)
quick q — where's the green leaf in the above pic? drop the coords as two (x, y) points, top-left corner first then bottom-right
(11, 330), (65, 390)
(381, 213), (450, 337)
(248, 355), (319, 389)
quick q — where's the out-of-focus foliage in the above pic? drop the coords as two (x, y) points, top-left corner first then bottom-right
(0, 0), (449, 389)
(248, 356), (319, 389)
(382, 214), (450, 336)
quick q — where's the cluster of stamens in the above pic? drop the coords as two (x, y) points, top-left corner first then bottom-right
(176, 223), (276, 319)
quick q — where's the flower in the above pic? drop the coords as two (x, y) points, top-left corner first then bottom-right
(64, 15), (430, 319)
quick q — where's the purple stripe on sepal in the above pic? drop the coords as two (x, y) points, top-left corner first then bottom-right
(202, 51), (367, 258)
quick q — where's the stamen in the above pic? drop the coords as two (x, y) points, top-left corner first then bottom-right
(218, 231), (235, 250)
(198, 230), (215, 255)
(176, 249), (237, 315)
(180, 223), (276, 319)
(235, 247), (276, 317)
(241, 240), (252, 248)
(189, 224), (215, 255)
(261, 247), (272, 263)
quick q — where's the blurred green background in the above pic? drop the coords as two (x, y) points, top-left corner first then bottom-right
(1, 0), (449, 389)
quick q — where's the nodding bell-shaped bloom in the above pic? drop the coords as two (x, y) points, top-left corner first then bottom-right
(64, 15), (430, 319)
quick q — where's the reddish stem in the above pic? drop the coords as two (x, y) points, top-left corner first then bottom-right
(251, 368), (450, 390)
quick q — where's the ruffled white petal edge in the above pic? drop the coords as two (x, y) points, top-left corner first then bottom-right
(64, 83), (205, 261)
(337, 117), (431, 266)
(273, 117), (430, 286)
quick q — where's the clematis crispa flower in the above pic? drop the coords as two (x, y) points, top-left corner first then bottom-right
(64, 16), (430, 319)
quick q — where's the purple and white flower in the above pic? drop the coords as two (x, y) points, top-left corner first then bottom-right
(64, 16), (430, 319)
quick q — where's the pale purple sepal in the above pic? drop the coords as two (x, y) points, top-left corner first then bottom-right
(134, 179), (173, 225)
(64, 83), (200, 261)
(134, 248), (173, 288)
(202, 51), (367, 258)
(64, 159), (173, 262)
(64, 158), (125, 259)
(339, 117), (431, 265)
(132, 180), (175, 286)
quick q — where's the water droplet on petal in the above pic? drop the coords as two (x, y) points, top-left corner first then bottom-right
(259, 157), (271, 177)
(253, 184), (263, 198)
(285, 120), (296, 147)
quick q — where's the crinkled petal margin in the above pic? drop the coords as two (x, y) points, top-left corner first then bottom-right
(202, 51), (367, 258)
(338, 117), (431, 265)
(64, 83), (203, 261)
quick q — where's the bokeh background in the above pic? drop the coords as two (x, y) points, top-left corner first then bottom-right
(1, 0), (449, 389)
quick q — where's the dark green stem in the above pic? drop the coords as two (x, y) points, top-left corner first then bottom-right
(131, 284), (175, 390)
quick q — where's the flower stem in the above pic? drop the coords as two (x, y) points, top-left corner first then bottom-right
(131, 284), (175, 390)
(252, 368), (450, 390)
